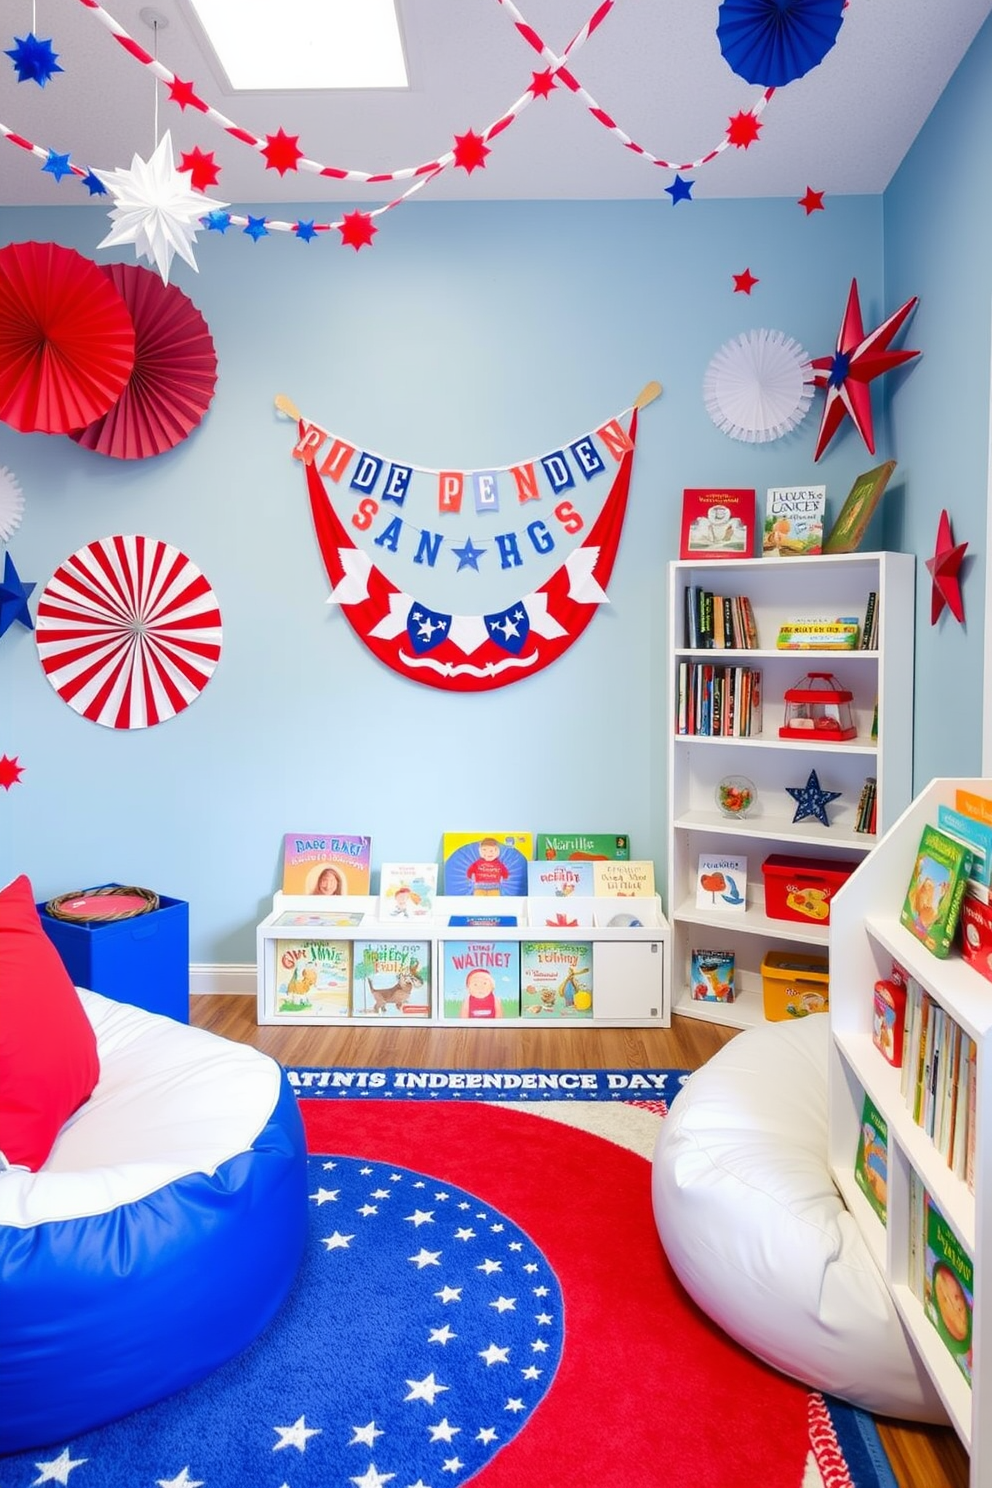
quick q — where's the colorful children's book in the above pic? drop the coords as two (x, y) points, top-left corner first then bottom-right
(689, 948), (736, 1003)
(442, 832), (532, 896)
(762, 485), (826, 557)
(854, 1092), (888, 1224)
(695, 853), (747, 911)
(923, 1192), (974, 1385)
(281, 833), (372, 896)
(530, 898), (596, 929)
(956, 787), (992, 828)
(527, 860), (595, 897)
(378, 863), (438, 921)
(899, 824), (973, 957)
(351, 940), (431, 1017)
(679, 488), (755, 559)
(592, 860), (655, 897)
(273, 939), (351, 1017)
(536, 833), (630, 861)
(442, 940), (521, 1019)
(520, 941), (593, 1017)
(270, 910), (365, 928)
(448, 913), (518, 927)
(938, 804), (992, 890)
(822, 461), (897, 554)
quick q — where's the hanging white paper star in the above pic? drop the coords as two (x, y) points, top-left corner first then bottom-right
(95, 131), (227, 284)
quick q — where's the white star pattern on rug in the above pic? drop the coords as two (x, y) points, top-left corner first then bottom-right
(31, 1449), (87, 1483)
(272, 1416), (321, 1451)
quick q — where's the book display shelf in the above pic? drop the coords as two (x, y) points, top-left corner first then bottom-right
(667, 552), (915, 1030)
(256, 893), (671, 1027)
(829, 779), (992, 1488)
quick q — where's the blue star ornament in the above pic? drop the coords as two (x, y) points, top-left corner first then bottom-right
(786, 768), (841, 827)
(5, 33), (63, 85)
(0, 553), (36, 636)
(294, 220), (318, 243)
(203, 210), (232, 233)
(243, 215), (269, 241)
(665, 173), (695, 204)
(80, 170), (108, 197)
(452, 537), (486, 571)
(42, 149), (73, 183)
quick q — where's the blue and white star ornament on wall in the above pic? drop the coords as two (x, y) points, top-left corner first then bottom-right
(786, 768), (842, 826)
(0, 552), (35, 637)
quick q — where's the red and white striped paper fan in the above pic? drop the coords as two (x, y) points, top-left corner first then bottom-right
(35, 535), (222, 729)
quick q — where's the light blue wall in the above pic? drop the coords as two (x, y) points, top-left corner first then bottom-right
(1, 190), (891, 960)
(883, 11), (992, 787)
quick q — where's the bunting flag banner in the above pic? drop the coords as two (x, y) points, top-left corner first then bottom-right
(302, 410), (639, 692)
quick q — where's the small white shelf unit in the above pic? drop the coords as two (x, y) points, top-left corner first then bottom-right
(828, 778), (992, 1488)
(667, 551), (915, 1030)
(257, 893), (671, 1027)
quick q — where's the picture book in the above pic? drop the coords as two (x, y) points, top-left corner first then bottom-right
(956, 787), (992, 828)
(442, 940), (521, 1019)
(689, 948), (736, 1003)
(281, 833), (372, 896)
(351, 940), (431, 1017)
(273, 939), (351, 1018)
(536, 833), (630, 861)
(762, 485), (826, 557)
(695, 854), (747, 911)
(937, 804), (992, 889)
(899, 824), (974, 957)
(527, 860), (595, 897)
(520, 941), (593, 1018)
(854, 1092), (888, 1224)
(960, 892), (992, 984)
(378, 863), (438, 921)
(822, 461), (897, 554)
(442, 832), (532, 897)
(448, 914), (518, 927)
(592, 860), (655, 897)
(775, 618), (860, 650)
(270, 910), (365, 928)
(680, 488), (755, 560)
(923, 1192), (974, 1385)
(530, 899), (596, 928)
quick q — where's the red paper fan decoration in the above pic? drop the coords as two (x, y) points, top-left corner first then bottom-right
(0, 241), (136, 435)
(70, 263), (218, 459)
(35, 534), (222, 730)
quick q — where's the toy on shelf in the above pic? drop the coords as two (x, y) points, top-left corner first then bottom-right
(780, 672), (856, 741)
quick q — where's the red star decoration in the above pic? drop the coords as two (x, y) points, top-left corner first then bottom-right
(338, 210), (378, 251)
(262, 128), (304, 176)
(0, 754), (24, 790)
(528, 69), (557, 99)
(809, 278), (920, 461)
(727, 111), (762, 149)
(167, 76), (207, 112)
(452, 129), (490, 173)
(178, 146), (221, 192)
(733, 268), (759, 295)
(798, 187), (825, 214)
(926, 509), (968, 624)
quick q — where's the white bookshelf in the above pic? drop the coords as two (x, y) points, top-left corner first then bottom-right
(666, 551), (915, 1029)
(828, 778), (992, 1487)
(256, 893), (670, 1027)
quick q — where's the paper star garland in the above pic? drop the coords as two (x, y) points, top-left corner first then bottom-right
(452, 130), (490, 173)
(786, 768), (841, 826)
(798, 187), (825, 214)
(0, 552), (35, 636)
(665, 174), (694, 204)
(926, 508), (968, 624)
(809, 278), (920, 461)
(0, 754), (24, 790)
(95, 131), (228, 284)
(338, 211), (378, 251)
(5, 33), (62, 85)
(178, 147), (222, 192)
(261, 128), (304, 176)
(727, 111), (762, 149)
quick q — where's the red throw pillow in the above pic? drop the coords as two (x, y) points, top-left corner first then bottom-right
(0, 875), (101, 1170)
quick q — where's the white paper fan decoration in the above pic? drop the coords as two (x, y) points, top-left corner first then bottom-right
(704, 328), (814, 443)
(0, 465), (25, 541)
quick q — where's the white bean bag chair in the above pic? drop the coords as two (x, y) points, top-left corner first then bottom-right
(0, 990), (308, 1453)
(652, 1015), (946, 1422)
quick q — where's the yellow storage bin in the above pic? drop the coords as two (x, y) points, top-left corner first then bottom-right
(761, 951), (829, 1021)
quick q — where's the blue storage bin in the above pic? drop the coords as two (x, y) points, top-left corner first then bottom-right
(37, 887), (190, 1023)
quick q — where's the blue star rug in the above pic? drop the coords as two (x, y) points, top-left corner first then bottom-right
(4, 1090), (897, 1488)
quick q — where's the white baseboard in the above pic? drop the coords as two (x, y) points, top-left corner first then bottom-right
(190, 963), (256, 996)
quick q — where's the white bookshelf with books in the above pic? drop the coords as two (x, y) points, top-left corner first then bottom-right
(256, 893), (670, 1027)
(828, 778), (992, 1488)
(667, 551), (915, 1029)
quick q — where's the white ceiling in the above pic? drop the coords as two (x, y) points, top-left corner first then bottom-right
(1, 0), (990, 212)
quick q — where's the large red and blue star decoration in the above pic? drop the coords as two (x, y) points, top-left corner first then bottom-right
(809, 278), (920, 461)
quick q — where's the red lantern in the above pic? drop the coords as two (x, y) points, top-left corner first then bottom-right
(780, 672), (856, 740)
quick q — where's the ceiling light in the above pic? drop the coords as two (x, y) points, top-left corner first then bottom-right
(186, 0), (408, 90)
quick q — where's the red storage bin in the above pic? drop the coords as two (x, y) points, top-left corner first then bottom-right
(761, 854), (860, 926)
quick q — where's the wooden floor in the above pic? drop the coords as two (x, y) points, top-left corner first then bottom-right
(191, 995), (970, 1488)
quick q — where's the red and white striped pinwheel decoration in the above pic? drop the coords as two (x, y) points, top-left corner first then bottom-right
(35, 534), (222, 729)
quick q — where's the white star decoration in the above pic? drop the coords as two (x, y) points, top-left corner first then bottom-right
(349, 1422), (383, 1447)
(272, 1416), (321, 1452)
(404, 1372), (449, 1405)
(157, 1471), (204, 1488)
(32, 1448), (87, 1484)
(96, 131), (227, 284)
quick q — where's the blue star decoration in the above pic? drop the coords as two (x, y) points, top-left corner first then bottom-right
(665, 173), (694, 204)
(452, 537), (486, 571)
(42, 149), (73, 183)
(786, 769), (842, 827)
(0, 553), (36, 637)
(80, 170), (108, 197)
(203, 210), (232, 233)
(5, 33), (63, 86)
(294, 220), (318, 243)
(243, 215), (269, 241)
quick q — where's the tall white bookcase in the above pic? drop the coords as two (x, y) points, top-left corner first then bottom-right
(667, 551), (915, 1029)
(829, 778), (992, 1488)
